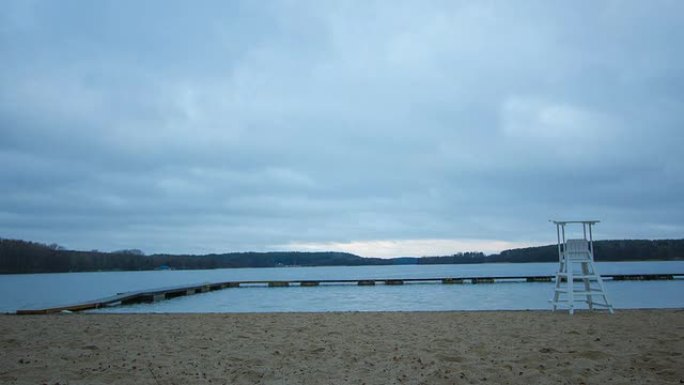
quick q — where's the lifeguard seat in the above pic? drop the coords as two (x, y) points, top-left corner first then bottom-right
(550, 221), (614, 314)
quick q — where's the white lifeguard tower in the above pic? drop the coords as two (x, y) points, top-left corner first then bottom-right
(550, 220), (614, 314)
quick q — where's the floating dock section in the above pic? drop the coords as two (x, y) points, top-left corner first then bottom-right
(14, 273), (683, 315)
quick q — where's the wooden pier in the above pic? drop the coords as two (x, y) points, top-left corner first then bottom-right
(14, 273), (683, 315)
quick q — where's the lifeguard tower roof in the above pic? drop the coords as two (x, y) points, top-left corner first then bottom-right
(550, 220), (600, 225)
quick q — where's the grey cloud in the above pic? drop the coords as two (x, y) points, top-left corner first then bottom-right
(1, 0), (683, 255)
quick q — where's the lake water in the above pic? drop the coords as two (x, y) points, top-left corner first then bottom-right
(1, 261), (682, 313)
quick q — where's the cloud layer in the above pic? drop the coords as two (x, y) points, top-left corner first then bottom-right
(1, 1), (683, 256)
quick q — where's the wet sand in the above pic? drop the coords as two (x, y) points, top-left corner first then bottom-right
(1, 310), (683, 384)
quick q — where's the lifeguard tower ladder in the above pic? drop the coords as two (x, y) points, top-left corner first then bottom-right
(550, 220), (614, 314)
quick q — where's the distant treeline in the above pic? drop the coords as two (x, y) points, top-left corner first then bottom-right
(0, 237), (682, 274)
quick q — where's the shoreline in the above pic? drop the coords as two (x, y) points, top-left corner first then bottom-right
(2, 309), (683, 384)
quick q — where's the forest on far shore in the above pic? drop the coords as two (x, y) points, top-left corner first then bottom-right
(0, 237), (683, 274)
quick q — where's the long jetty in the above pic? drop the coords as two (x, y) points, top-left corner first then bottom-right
(15, 273), (684, 315)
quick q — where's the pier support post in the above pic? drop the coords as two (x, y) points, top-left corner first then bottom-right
(152, 293), (165, 302)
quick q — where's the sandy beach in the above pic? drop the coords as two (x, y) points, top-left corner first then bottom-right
(1, 310), (682, 385)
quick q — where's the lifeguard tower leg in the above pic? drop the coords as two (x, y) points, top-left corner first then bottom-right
(582, 261), (594, 310)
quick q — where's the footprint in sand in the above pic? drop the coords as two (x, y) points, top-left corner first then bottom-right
(576, 350), (610, 360)
(436, 354), (464, 363)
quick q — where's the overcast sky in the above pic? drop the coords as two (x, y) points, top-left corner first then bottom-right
(1, 1), (682, 257)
